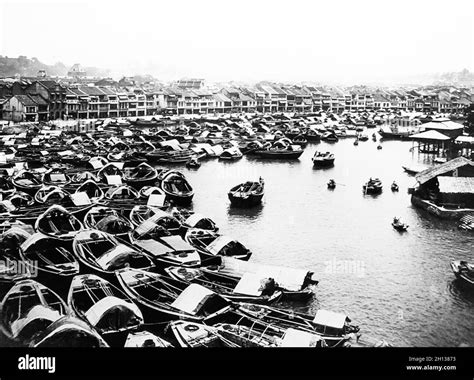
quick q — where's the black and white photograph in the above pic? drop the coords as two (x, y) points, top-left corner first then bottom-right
(0, 0), (473, 378)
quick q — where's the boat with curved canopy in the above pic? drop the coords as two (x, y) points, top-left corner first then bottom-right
(84, 206), (133, 238)
(124, 330), (173, 348)
(35, 205), (84, 240)
(0, 279), (69, 345)
(20, 233), (80, 285)
(185, 228), (252, 261)
(7, 191), (35, 208)
(34, 185), (72, 206)
(104, 185), (139, 201)
(0, 225), (32, 284)
(12, 171), (43, 195)
(75, 180), (105, 203)
(29, 316), (109, 347)
(159, 170), (194, 205)
(42, 168), (71, 187)
(451, 260), (474, 286)
(116, 269), (232, 323)
(72, 229), (154, 275)
(123, 163), (158, 189)
(165, 267), (282, 304)
(67, 274), (143, 346)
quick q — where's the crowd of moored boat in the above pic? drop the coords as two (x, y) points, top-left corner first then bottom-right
(0, 111), (471, 348)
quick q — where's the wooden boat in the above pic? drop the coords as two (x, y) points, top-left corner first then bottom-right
(377, 144), (382, 150)
(42, 168), (71, 187)
(75, 180), (105, 203)
(450, 260), (474, 286)
(0, 175), (15, 197)
(292, 134), (308, 148)
(165, 267), (283, 304)
(72, 229), (154, 276)
(214, 323), (278, 347)
(129, 205), (163, 227)
(235, 304), (359, 347)
(34, 185), (72, 206)
(12, 171), (43, 195)
(185, 228), (252, 261)
(391, 181), (399, 192)
(327, 179), (336, 189)
(305, 129), (321, 142)
(392, 217), (408, 232)
(357, 133), (369, 141)
(87, 156), (109, 170)
(7, 191), (35, 208)
(35, 205), (84, 240)
(84, 206), (133, 238)
(172, 209), (218, 232)
(200, 256), (318, 301)
(0, 225), (32, 284)
(28, 315), (109, 347)
(185, 158), (201, 169)
(116, 269), (232, 323)
(129, 216), (201, 268)
(169, 321), (237, 347)
(98, 163), (123, 183)
(122, 163), (158, 189)
(0, 279), (69, 345)
(219, 147), (243, 161)
(124, 330), (173, 347)
(402, 165), (426, 175)
(159, 170), (194, 206)
(312, 151), (335, 167)
(321, 132), (339, 142)
(253, 144), (304, 159)
(105, 185), (140, 201)
(228, 179), (264, 208)
(67, 274), (143, 346)
(363, 178), (383, 195)
(20, 233), (80, 286)
(353, 139), (359, 146)
(70, 171), (100, 186)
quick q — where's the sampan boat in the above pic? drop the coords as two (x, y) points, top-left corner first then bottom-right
(20, 233), (79, 290)
(200, 256), (318, 301)
(124, 330), (173, 348)
(12, 171), (43, 195)
(67, 274), (143, 347)
(0, 279), (69, 345)
(0, 226), (33, 284)
(235, 304), (360, 347)
(450, 260), (474, 286)
(129, 217), (201, 268)
(228, 180), (264, 208)
(72, 229), (154, 277)
(35, 205), (84, 240)
(84, 206), (133, 239)
(116, 269), (232, 324)
(185, 228), (252, 261)
(28, 315), (109, 347)
(75, 180), (105, 203)
(165, 267), (283, 304)
(159, 170), (194, 206)
(168, 321), (237, 347)
(312, 151), (335, 167)
(123, 163), (158, 189)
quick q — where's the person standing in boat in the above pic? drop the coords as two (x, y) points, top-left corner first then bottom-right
(259, 177), (265, 186)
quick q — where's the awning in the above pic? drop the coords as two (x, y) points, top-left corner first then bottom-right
(312, 310), (347, 329)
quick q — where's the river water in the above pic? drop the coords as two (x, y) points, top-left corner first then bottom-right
(174, 137), (474, 347)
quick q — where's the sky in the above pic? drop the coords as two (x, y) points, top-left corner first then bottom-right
(0, 0), (473, 84)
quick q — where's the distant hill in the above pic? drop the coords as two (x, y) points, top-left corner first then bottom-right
(0, 55), (110, 78)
